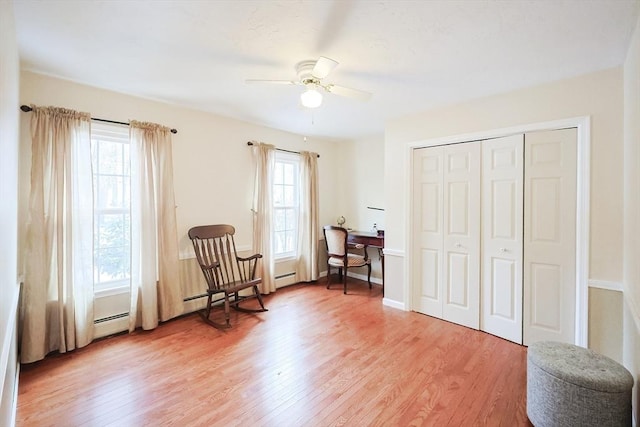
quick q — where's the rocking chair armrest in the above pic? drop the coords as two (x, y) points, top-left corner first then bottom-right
(236, 253), (262, 281)
(236, 253), (263, 262)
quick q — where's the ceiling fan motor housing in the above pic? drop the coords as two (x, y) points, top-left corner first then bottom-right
(296, 60), (321, 84)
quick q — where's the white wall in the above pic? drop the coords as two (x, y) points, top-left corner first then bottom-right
(340, 135), (385, 281)
(19, 71), (344, 257)
(18, 71), (346, 335)
(341, 135), (385, 232)
(0, 0), (21, 424)
(384, 68), (625, 349)
(623, 12), (640, 423)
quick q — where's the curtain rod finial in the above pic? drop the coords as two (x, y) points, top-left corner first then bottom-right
(20, 105), (32, 112)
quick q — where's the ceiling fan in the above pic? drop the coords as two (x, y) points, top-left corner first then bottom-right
(246, 56), (372, 108)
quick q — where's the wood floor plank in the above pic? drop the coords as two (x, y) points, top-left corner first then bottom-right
(17, 279), (532, 426)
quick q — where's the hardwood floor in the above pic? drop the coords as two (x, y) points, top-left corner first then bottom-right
(17, 278), (532, 426)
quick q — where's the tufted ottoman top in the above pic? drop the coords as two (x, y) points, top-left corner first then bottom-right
(528, 341), (633, 393)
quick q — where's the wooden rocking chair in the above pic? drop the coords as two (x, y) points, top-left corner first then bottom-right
(188, 224), (267, 329)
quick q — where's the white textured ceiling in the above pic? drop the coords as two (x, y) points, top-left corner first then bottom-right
(13, 0), (640, 140)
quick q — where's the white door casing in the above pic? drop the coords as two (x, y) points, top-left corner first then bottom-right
(523, 128), (577, 345)
(406, 117), (589, 347)
(481, 135), (524, 343)
(411, 129), (578, 345)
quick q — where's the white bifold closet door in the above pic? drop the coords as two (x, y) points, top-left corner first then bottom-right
(413, 146), (445, 318)
(412, 128), (577, 346)
(481, 135), (524, 343)
(413, 142), (481, 329)
(523, 128), (577, 345)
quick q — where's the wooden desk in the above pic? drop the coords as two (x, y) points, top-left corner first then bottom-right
(347, 231), (385, 295)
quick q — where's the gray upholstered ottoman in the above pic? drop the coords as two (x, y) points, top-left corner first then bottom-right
(527, 341), (633, 427)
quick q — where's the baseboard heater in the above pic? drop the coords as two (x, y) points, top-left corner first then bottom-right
(95, 273), (299, 326)
(184, 293), (207, 302)
(94, 312), (128, 324)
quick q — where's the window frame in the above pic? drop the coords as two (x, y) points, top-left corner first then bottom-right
(90, 122), (131, 295)
(272, 151), (300, 260)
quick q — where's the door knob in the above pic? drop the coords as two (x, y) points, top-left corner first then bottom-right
(500, 247), (507, 253)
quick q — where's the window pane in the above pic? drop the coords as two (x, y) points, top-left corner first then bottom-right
(284, 185), (295, 206)
(123, 213), (130, 246)
(285, 230), (296, 252)
(123, 145), (130, 175)
(274, 209), (286, 232)
(123, 179), (130, 207)
(274, 231), (284, 254)
(273, 185), (283, 206)
(274, 162), (284, 185)
(97, 246), (129, 282)
(97, 214), (127, 248)
(97, 141), (124, 175)
(284, 163), (294, 185)
(97, 176), (126, 209)
(285, 208), (296, 230)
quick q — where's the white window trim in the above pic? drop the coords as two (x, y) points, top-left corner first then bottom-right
(91, 121), (132, 295)
(273, 151), (300, 260)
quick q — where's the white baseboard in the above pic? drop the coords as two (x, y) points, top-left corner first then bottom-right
(624, 291), (640, 340)
(0, 287), (19, 379)
(346, 271), (383, 285)
(0, 285), (20, 426)
(382, 297), (405, 310)
(8, 363), (19, 427)
(319, 269), (383, 286)
(622, 289), (640, 427)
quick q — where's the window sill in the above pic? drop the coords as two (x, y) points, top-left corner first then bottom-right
(275, 255), (297, 263)
(94, 285), (130, 298)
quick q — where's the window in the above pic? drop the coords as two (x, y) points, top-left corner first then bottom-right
(90, 122), (131, 293)
(272, 152), (300, 259)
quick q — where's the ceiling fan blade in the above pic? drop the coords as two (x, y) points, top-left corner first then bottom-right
(325, 84), (372, 102)
(312, 56), (339, 79)
(245, 79), (300, 85)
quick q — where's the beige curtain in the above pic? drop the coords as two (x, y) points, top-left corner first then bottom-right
(129, 120), (183, 331)
(297, 151), (320, 281)
(252, 142), (276, 294)
(21, 106), (94, 363)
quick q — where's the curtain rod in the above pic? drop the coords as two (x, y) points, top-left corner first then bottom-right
(246, 141), (319, 158)
(20, 105), (178, 134)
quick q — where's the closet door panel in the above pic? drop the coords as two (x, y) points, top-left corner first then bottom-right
(413, 147), (444, 318)
(481, 135), (524, 343)
(523, 128), (577, 345)
(443, 142), (481, 329)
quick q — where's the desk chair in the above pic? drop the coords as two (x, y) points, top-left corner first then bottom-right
(323, 225), (371, 294)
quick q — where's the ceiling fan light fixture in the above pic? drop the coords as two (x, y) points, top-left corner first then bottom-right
(300, 88), (323, 108)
